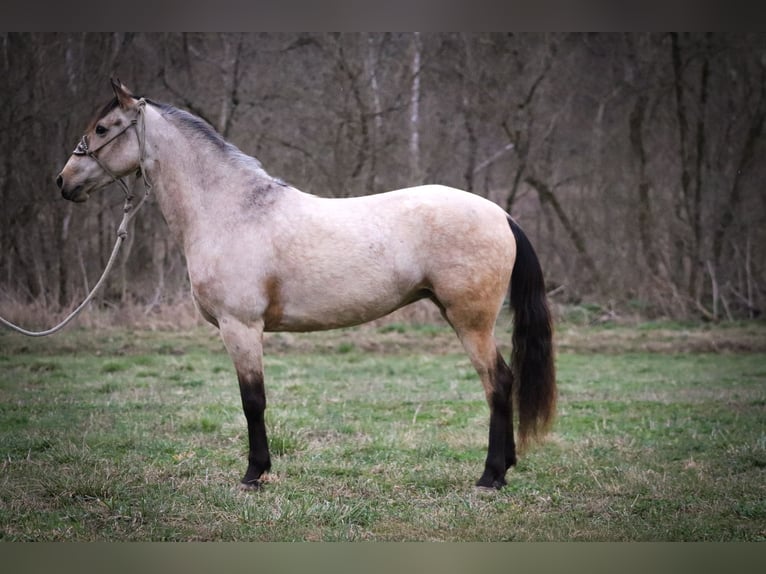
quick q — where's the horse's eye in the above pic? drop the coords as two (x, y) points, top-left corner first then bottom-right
(95, 124), (108, 136)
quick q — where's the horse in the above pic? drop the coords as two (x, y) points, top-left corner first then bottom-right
(56, 79), (556, 491)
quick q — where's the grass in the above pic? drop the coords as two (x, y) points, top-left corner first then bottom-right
(0, 316), (764, 540)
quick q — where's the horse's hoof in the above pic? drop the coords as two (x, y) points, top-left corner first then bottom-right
(237, 480), (263, 492)
(475, 474), (507, 491)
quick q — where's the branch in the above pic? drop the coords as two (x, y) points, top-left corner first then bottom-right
(525, 175), (600, 283)
(473, 142), (515, 175)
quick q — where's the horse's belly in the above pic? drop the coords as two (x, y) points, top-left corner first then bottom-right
(267, 269), (423, 332)
(269, 304), (396, 332)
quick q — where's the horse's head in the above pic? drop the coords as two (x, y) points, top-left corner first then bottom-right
(56, 79), (144, 203)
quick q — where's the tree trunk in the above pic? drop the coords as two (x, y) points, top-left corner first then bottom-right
(688, 33), (712, 299)
(218, 34), (243, 139)
(712, 74), (766, 267)
(409, 32), (422, 183)
(670, 32), (693, 293)
(365, 33), (383, 192)
(628, 92), (658, 275)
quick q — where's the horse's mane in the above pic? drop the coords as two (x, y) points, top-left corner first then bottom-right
(148, 99), (265, 172)
(91, 96), (265, 172)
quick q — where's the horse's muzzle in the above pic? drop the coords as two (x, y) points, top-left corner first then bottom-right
(56, 172), (86, 202)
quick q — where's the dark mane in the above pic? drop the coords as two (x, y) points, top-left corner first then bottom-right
(148, 99), (263, 169)
(89, 96), (263, 171)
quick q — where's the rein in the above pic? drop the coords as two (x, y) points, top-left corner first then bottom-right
(0, 99), (152, 337)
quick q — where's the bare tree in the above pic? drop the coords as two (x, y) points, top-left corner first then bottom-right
(2, 33), (764, 321)
(409, 32), (422, 184)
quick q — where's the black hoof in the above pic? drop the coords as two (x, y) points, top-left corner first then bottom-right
(476, 473), (507, 490)
(240, 460), (269, 489)
(238, 479), (264, 492)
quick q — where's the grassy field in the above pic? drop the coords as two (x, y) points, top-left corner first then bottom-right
(0, 315), (764, 541)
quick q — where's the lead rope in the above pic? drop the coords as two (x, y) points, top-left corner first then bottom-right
(0, 100), (151, 337)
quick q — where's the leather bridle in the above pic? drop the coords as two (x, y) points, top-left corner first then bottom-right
(72, 97), (152, 199)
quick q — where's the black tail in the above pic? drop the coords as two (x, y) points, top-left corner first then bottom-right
(508, 217), (556, 449)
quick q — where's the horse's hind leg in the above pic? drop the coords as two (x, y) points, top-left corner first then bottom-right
(218, 318), (272, 489)
(455, 326), (515, 489)
(494, 352), (516, 472)
(437, 295), (515, 489)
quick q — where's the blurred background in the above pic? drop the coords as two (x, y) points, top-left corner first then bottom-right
(1, 33), (764, 325)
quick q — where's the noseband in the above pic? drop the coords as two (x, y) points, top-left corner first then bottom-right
(73, 98), (152, 199)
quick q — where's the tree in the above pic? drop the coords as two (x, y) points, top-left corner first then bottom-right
(1, 33), (763, 321)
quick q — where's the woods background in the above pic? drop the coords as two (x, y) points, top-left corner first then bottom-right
(1, 33), (764, 323)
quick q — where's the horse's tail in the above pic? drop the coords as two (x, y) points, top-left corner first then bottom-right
(507, 216), (556, 450)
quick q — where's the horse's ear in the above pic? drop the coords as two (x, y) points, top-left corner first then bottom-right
(110, 77), (135, 109)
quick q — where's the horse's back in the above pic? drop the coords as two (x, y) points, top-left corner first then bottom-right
(372, 185), (514, 270)
(321, 184), (511, 245)
(301, 184), (515, 318)
(366, 184), (506, 220)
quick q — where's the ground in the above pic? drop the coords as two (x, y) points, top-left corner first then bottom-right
(0, 314), (764, 540)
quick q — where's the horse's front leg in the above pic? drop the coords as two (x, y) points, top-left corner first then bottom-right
(219, 317), (271, 489)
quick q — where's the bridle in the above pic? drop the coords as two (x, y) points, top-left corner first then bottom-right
(0, 98), (153, 337)
(73, 97), (152, 201)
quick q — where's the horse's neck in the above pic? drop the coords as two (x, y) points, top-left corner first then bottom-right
(143, 115), (270, 250)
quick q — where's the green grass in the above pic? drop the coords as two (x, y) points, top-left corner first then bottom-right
(0, 319), (764, 540)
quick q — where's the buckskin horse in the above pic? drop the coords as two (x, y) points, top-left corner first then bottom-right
(56, 80), (556, 491)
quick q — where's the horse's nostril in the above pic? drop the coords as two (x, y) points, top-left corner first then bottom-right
(56, 174), (64, 189)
